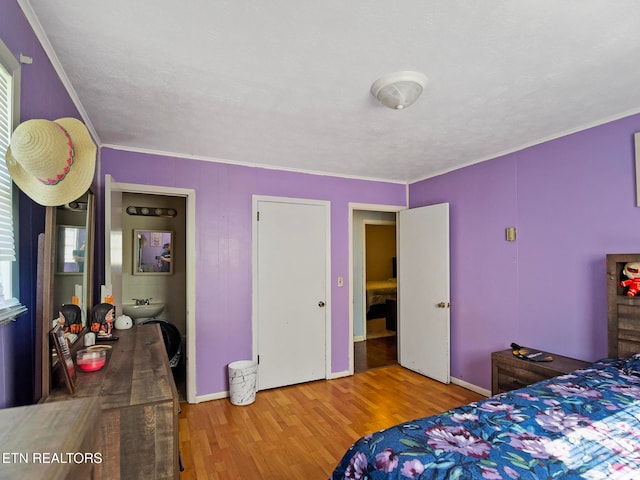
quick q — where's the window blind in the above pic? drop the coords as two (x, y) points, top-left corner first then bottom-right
(0, 51), (26, 324)
(0, 62), (15, 263)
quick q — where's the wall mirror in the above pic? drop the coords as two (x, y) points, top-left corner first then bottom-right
(133, 230), (173, 275)
(38, 191), (95, 401)
(52, 192), (94, 324)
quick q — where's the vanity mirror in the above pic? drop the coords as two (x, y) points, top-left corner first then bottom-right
(52, 192), (93, 319)
(133, 230), (173, 275)
(38, 191), (95, 400)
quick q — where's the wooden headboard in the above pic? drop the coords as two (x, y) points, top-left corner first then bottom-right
(607, 254), (640, 359)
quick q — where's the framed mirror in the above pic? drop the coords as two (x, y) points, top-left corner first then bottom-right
(51, 192), (94, 324)
(38, 191), (95, 401)
(133, 230), (173, 275)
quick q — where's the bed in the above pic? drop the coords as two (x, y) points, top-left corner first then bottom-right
(366, 279), (397, 312)
(334, 256), (640, 478)
(331, 356), (640, 479)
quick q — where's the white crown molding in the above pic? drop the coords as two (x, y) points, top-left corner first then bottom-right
(101, 143), (407, 185)
(409, 108), (640, 184)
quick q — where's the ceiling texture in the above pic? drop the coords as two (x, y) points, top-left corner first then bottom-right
(17, 1), (640, 183)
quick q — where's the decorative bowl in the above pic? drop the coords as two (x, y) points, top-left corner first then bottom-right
(76, 348), (106, 372)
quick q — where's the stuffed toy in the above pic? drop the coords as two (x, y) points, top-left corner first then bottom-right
(621, 262), (640, 297)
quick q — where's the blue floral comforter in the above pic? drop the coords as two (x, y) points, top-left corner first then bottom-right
(331, 358), (640, 479)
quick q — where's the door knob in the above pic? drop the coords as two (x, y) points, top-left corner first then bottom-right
(318, 301), (326, 307)
(437, 302), (450, 308)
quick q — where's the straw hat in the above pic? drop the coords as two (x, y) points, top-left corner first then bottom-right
(4, 118), (96, 206)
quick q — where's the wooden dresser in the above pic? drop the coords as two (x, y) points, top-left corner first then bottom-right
(491, 348), (590, 396)
(46, 324), (180, 479)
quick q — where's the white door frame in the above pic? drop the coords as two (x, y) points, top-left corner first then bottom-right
(348, 202), (406, 375)
(361, 220), (396, 340)
(252, 195), (332, 382)
(105, 175), (197, 403)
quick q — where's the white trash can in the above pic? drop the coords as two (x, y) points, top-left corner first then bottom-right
(228, 360), (258, 406)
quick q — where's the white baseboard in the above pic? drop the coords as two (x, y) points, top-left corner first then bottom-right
(194, 390), (229, 403)
(353, 335), (365, 342)
(327, 369), (351, 380)
(451, 376), (490, 397)
(192, 373), (491, 404)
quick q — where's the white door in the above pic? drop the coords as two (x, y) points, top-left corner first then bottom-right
(255, 199), (329, 390)
(398, 203), (450, 383)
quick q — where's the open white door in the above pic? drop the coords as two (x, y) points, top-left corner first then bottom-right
(398, 203), (450, 383)
(254, 197), (330, 390)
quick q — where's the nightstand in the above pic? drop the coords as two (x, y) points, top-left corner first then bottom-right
(491, 349), (590, 395)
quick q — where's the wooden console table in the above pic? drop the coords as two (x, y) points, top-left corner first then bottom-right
(46, 324), (179, 479)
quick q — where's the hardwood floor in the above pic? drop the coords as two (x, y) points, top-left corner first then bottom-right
(354, 335), (397, 372)
(178, 365), (484, 479)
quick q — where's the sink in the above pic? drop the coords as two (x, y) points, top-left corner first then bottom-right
(122, 303), (165, 320)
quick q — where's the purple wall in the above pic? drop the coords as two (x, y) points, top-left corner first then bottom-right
(100, 150), (406, 397)
(410, 114), (640, 390)
(1, 0), (81, 406)
(7, 0), (640, 402)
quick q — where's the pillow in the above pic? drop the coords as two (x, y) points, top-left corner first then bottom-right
(622, 353), (640, 376)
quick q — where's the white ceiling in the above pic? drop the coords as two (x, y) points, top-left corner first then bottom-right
(18, 1), (640, 183)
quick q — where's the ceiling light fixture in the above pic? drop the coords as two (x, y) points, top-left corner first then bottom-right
(370, 71), (428, 110)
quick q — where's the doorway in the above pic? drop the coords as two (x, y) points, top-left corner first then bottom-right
(123, 192), (187, 398)
(349, 202), (451, 383)
(105, 175), (197, 403)
(364, 223), (397, 340)
(351, 209), (399, 373)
